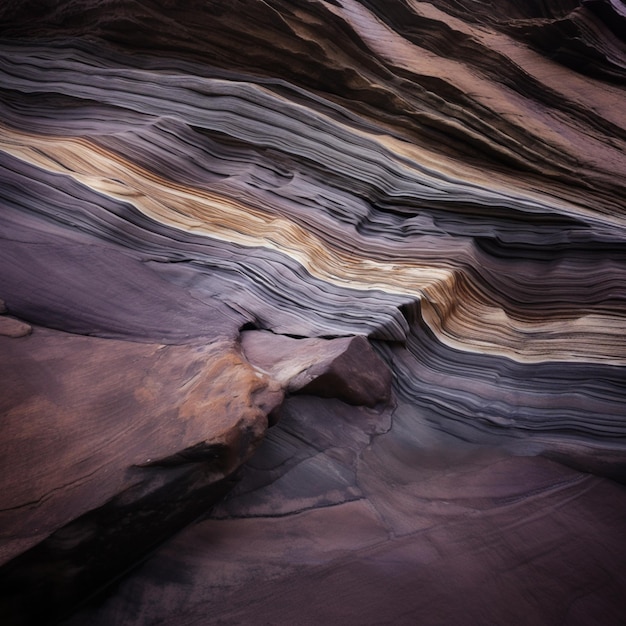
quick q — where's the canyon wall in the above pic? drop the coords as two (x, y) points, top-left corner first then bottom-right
(1, 1), (626, 624)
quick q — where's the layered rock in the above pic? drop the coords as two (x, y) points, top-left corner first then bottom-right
(1, 0), (626, 624)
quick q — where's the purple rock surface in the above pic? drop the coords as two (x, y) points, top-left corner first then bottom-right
(1, 1), (626, 624)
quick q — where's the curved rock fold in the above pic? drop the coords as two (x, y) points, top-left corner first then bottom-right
(1, 0), (626, 624)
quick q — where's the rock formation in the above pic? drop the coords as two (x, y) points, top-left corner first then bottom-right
(1, 0), (625, 624)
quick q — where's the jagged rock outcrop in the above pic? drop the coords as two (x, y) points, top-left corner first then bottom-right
(241, 330), (392, 407)
(1, 0), (626, 624)
(0, 321), (284, 623)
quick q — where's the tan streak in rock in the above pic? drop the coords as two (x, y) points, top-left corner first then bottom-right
(2, 125), (625, 365)
(333, 0), (626, 183)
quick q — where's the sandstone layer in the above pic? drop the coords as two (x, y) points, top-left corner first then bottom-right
(1, 0), (626, 624)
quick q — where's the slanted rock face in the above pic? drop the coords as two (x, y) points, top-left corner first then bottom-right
(0, 320), (284, 564)
(294, 335), (392, 407)
(0, 324), (283, 623)
(1, 0), (626, 623)
(241, 331), (391, 407)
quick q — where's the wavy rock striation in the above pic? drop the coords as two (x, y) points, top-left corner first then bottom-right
(0, 0), (625, 624)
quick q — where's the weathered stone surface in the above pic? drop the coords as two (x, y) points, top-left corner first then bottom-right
(0, 329), (282, 554)
(241, 330), (391, 407)
(0, 0), (626, 624)
(66, 399), (626, 626)
(0, 325), (282, 623)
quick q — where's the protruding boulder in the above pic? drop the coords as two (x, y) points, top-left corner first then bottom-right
(241, 331), (391, 408)
(0, 326), (283, 623)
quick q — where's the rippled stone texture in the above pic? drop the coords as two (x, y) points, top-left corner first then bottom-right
(1, 0), (625, 624)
